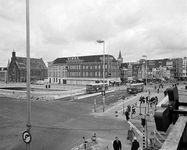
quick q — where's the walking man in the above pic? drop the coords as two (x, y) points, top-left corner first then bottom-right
(113, 136), (122, 150)
(131, 137), (140, 150)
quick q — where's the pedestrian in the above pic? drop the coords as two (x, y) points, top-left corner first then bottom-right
(131, 137), (140, 150)
(148, 90), (150, 95)
(127, 126), (135, 143)
(125, 110), (130, 121)
(113, 136), (122, 150)
(164, 90), (167, 97)
(155, 96), (158, 105)
(157, 88), (159, 94)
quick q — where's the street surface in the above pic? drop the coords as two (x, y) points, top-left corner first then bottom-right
(0, 82), (186, 150)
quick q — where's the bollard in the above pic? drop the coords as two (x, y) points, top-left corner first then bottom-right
(115, 111), (118, 117)
(83, 136), (88, 150)
(92, 133), (96, 142)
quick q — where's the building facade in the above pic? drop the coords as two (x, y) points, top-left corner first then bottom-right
(182, 57), (187, 79)
(8, 51), (48, 82)
(48, 54), (121, 85)
(0, 67), (7, 82)
(172, 58), (183, 79)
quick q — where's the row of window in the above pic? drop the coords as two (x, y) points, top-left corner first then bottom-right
(50, 64), (119, 71)
(68, 72), (104, 77)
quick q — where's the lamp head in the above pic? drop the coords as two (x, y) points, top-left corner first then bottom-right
(97, 40), (104, 43)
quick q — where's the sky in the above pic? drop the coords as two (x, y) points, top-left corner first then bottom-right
(0, 0), (187, 67)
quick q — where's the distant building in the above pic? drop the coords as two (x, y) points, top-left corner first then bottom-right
(8, 51), (48, 82)
(172, 58), (183, 79)
(0, 67), (7, 82)
(182, 57), (187, 79)
(48, 54), (121, 85)
(132, 63), (142, 80)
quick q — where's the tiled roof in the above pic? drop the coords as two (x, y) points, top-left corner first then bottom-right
(16, 57), (47, 69)
(53, 54), (117, 64)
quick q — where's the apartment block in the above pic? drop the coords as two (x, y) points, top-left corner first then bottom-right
(48, 54), (121, 85)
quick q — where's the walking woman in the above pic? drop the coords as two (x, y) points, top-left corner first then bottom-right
(127, 126), (135, 143)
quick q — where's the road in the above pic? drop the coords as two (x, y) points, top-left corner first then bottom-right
(0, 87), (132, 150)
(56, 88), (131, 107)
(1, 82), (185, 150)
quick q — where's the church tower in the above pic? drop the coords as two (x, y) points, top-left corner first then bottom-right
(117, 51), (123, 63)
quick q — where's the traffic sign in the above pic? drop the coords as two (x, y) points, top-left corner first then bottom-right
(122, 96), (125, 100)
(22, 131), (32, 144)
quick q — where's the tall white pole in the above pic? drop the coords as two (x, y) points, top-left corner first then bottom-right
(103, 41), (105, 112)
(103, 42), (105, 91)
(142, 55), (147, 92)
(26, 0), (31, 149)
(146, 56), (147, 92)
(97, 40), (105, 112)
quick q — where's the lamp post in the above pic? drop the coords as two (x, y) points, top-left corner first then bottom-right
(142, 55), (147, 92)
(97, 40), (105, 112)
(26, 0), (31, 149)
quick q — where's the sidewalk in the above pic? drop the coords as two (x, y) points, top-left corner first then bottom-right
(90, 87), (168, 150)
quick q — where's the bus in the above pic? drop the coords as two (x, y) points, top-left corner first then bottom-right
(127, 83), (144, 94)
(86, 83), (109, 94)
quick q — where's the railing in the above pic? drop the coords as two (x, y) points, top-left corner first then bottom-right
(160, 116), (187, 150)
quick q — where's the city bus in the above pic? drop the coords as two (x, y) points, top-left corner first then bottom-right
(86, 83), (108, 94)
(127, 83), (144, 94)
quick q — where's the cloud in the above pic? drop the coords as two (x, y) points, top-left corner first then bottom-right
(0, 0), (186, 66)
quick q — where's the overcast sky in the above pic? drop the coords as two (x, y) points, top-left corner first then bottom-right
(0, 0), (187, 66)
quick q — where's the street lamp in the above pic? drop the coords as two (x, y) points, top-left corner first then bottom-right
(142, 55), (147, 92)
(26, 0), (31, 149)
(97, 40), (105, 112)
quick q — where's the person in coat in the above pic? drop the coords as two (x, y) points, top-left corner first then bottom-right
(131, 137), (140, 150)
(113, 136), (122, 150)
(127, 126), (135, 143)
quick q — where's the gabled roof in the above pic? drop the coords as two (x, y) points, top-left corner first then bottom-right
(53, 54), (117, 64)
(16, 57), (47, 69)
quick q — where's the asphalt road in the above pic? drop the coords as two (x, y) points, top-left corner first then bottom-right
(0, 88), (131, 150)
(1, 82), (185, 150)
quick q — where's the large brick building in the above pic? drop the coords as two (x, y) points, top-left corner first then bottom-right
(48, 54), (121, 85)
(8, 51), (48, 82)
